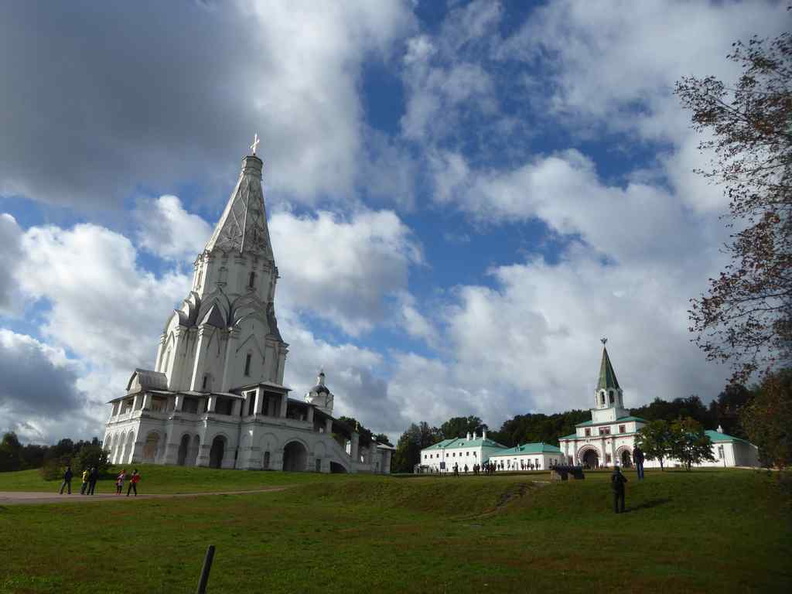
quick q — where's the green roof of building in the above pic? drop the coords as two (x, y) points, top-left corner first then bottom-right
(597, 346), (621, 391)
(491, 442), (563, 456)
(705, 430), (753, 445)
(559, 433), (578, 440)
(423, 437), (508, 451)
(576, 415), (647, 427)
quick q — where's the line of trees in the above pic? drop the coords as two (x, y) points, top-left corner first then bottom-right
(0, 433), (110, 478)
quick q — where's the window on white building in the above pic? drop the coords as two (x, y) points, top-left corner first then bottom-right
(244, 353), (252, 376)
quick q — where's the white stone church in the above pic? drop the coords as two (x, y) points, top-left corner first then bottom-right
(103, 150), (393, 474)
(559, 345), (760, 469)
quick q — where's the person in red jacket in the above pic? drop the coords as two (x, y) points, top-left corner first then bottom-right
(127, 469), (141, 497)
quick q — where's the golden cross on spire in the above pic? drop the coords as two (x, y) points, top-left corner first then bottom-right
(250, 133), (260, 155)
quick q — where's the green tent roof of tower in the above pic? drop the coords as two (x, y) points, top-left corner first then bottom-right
(597, 347), (621, 391)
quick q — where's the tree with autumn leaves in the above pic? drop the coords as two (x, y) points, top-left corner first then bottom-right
(676, 32), (791, 383)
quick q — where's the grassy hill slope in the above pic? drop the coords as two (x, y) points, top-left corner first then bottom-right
(0, 469), (789, 593)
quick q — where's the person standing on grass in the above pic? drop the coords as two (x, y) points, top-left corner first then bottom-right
(88, 467), (98, 495)
(80, 468), (90, 495)
(59, 465), (73, 495)
(127, 469), (140, 497)
(611, 466), (628, 513)
(633, 446), (645, 480)
(115, 469), (127, 495)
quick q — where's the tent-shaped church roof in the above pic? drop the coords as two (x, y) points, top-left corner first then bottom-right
(597, 346), (621, 391)
(204, 154), (274, 259)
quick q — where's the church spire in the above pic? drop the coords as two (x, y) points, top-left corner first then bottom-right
(203, 151), (274, 259)
(597, 343), (621, 391)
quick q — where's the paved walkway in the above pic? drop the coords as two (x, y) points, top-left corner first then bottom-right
(0, 487), (288, 506)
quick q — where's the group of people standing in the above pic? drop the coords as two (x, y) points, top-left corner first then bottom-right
(59, 466), (99, 495)
(58, 466), (141, 497)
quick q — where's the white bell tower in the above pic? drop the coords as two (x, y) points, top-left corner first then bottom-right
(591, 339), (628, 423)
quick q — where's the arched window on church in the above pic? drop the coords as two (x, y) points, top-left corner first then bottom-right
(244, 353), (252, 376)
(248, 271), (256, 289)
(609, 390), (615, 404)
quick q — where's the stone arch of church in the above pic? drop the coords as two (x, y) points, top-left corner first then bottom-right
(328, 450), (350, 473)
(176, 432), (200, 466)
(113, 432), (125, 464)
(142, 431), (163, 463)
(208, 432), (230, 469)
(197, 291), (232, 324)
(313, 441), (327, 472)
(105, 434), (115, 462)
(282, 438), (310, 472)
(577, 444), (600, 468)
(256, 432), (279, 470)
(122, 431), (136, 465)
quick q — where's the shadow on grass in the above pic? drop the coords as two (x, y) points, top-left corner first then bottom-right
(625, 497), (672, 513)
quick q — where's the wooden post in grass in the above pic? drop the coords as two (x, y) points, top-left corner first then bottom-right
(196, 545), (215, 594)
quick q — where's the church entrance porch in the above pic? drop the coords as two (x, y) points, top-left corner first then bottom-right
(209, 436), (226, 469)
(282, 441), (308, 472)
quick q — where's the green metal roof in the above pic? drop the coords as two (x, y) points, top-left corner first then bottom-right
(576, 415), (647, 427)
(491, 442), (563, 456)
(597, 347), (621, 391)
(705, 430), (752, 445)
(559, 433), (577, 440)
(423, 437), (508, 451)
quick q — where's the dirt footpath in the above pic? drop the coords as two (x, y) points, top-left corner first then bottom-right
(0, 487), (288, 505)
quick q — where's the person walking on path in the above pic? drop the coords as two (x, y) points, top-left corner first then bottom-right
(115, 469), (127, 495)
(87, 467), (98, 495)
(633, 446), (645, 480)
(80, 468), (90, 495)
(611, 466), (628, 513)
(59, 465), (73, 495)
(127, 469), (141, 497)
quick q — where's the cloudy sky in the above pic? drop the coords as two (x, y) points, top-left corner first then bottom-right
(0, 0), (786, 444)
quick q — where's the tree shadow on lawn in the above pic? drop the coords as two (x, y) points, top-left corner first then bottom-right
(624, 497), (672, 513)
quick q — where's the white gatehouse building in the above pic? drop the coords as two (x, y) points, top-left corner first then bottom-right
(103, 149), (393, 474)
(419, 431), (507, 472)
(559, 344), (760, 469)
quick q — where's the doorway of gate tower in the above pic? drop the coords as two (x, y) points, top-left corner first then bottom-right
(620, 449), (633, 468)
(582, 449), (599, 469)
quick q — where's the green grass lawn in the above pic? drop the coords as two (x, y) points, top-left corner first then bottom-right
(0, 468), (789, 593)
